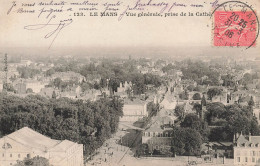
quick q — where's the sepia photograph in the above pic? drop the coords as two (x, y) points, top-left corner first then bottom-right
(0, 0), (259, 165)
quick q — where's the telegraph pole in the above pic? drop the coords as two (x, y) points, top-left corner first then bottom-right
(3, 53), (8, 92)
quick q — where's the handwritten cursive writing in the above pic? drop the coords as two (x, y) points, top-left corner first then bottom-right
(7, 1), (17, 15)
(24, 15), (73, 49)
(133, 0), (169, 13)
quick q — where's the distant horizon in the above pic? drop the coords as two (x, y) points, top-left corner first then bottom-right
(0, 46), (259, 60)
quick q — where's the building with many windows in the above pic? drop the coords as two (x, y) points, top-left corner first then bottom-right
(234, 133), (260, 165)
(142, 125), (173, 154)
(120, 103), (148, 122)
(0, 127), (84, 166)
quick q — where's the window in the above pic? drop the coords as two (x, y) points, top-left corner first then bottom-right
(252, 157), (255, 162)
(10, 154), (12, 157)
(237, 157), (240, 162)
(165, 132), (168, 137)
(18, 154), (20, 158)
(253, 151), (256, 156)
(160, 133), (163, 137)
(2, 153), (4, 157)
(27, 154), (30, 158)
(161, 146), (164, 151)
(245, 157), (248, 162)
(244, 150), (248, 156)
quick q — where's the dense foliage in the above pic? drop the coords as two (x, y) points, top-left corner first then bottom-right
(206, 102), (260, 141)
(180, 113), (210, 142)
(171, 127), (202, 156)
(15, 156), (52, 166)
(17, 67), (40, 79)
(48, 59), (164, 95)
(0, 94), (123, 156)
(181, 61), (220, 86)
(207, 88), (222, 100)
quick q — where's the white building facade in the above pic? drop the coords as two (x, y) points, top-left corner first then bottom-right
(120, 103), (148, 122)
(0, 127), (84, 166)
(234, 133), (260, 165)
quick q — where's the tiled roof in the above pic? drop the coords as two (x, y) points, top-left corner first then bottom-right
(237, 134), (248, 145)
(5, 127), (60, 151)
(236, 134), (260, 147)
(49, 140), (76, 152)
(145, 126), (164, 133)
(251, 136), (260, 144)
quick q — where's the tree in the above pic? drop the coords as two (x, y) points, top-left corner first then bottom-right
(248, 96), (255, 107)
(52, 91), (57, 99)
(234, 85), (238, 92)
(180, 113), (209, 142)
(207, 88), (222, 100)
(193, 103), (202, 117)
(174, 105), (185, 119)
(45, 68), (55, 77)
(172, 127), (202, 156)
(17, 67), (40, 79)
(179, 90), (189, 100)
(108, 77), (120, 94)
(80, 82), (92, 92)
(213, 104), (260, 141)
(131, 73), (145, 95)
(192, 93), (201, 100)
(143, 73), (162, 87)
(162, 63), (175, 73)
(0, 94), (123, 156)
(26, 88), (33, 93)
(241, 73), (253, 85)
(201, 95), (206, 106)
(3, 83), (16, 93)
(181, 113), (201, 130)
(53, 77), (62, 89)
(136, 144), (149, 156)
(181, 61), (219, 86)
(205, 102), (226, 124)
(209, 126), (230, 142)
(15, 156), (52, 166)
(187, 85), (195, 91)
(221, 74), (235, 87)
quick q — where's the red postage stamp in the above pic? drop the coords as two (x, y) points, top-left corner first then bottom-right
(212, 1), (258, 48)
(214, 11), (257, 47)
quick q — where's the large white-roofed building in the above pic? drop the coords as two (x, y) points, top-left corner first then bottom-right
(0, 127), (83, 166)
(119, 103), (148, 122)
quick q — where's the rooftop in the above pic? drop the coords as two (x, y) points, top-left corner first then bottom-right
(5, 127), (60, 152)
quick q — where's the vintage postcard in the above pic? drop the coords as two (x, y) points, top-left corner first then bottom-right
(0, 0), (259, 165)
